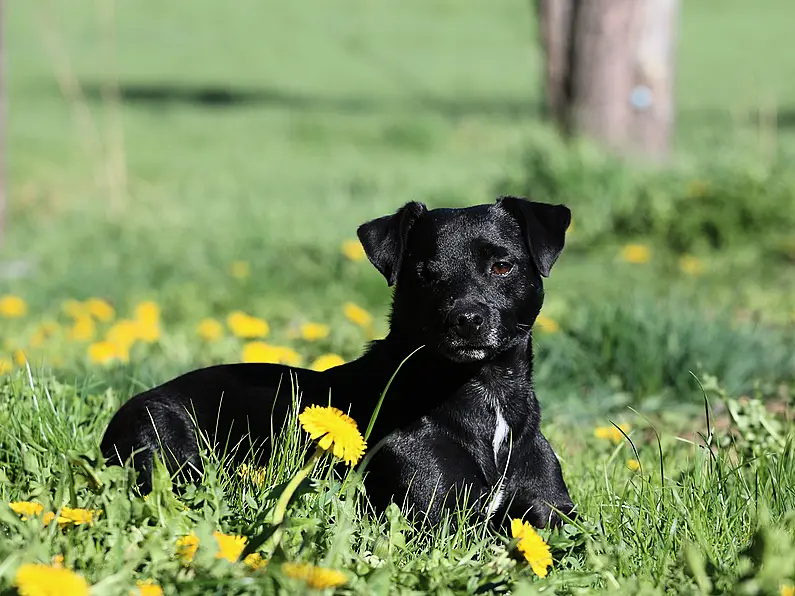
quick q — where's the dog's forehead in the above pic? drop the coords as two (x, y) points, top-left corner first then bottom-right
(408, 204), (526, 257)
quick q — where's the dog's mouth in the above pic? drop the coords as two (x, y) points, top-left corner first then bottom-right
(438, 341), (496, 363)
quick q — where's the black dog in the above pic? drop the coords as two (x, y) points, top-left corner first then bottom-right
(101, 196), (574, 528)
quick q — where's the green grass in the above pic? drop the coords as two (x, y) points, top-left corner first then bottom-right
(3, 0), (795, 592)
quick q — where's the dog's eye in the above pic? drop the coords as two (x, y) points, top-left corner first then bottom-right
(491, 261), (513, 276)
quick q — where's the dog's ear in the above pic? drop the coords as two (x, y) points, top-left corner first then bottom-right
(497, 196), (571, 277)
(357, 201), (427, 286)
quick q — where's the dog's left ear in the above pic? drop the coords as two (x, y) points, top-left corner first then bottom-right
(497, 196), (571, 277)
(357, 201), (427, 286)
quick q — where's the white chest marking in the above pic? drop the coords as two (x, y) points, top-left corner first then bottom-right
(492, 408), (509, 464)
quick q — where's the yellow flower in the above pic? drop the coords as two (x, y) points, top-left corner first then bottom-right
(197, 318), (224, 342)
(0, 295), (28, 318)
(511, 519), (553, 578)
(238, 463), (267, 486)
(310, 353), (345, 371)
(213, 531), (247, 562)
(14, 563), (89, 596)
(244, 552), (267, 570)
(341, 239), (366, 262)
(594, 423), (631, 444)
(242, 342), (301, 366)
(63, 299), (88, 319)
(176, 533), (200, 563)
(51, 555), (64, 568)
(0, 357), (12, 374)
(55, 507), (100, 526)
(620, 244), (651, 264)
(106, 320), (140, 350)
(14, 349), (27, 366)
(85, 298), (115, 322)
(88, 341), (129, 365)
(282, 562), (348, 590)
(627, 458), (641, 472)
(679, 255), (704, 276)
(10, 501), (45, 520)
(227, 311), (270, 339)
(343, 302), (372, 327)
(299, 405), (366, 466)
(230, 261), (251, 279)
(535, 314), (559, 333)
(134, 301), (160, 325)
(300, 322), (330, 341)
(781, 585), (794, 596)
(132, 580), (163, 596)
(67, 317), (96, 342)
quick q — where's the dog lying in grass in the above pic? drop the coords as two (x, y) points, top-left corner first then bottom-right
(101, 196), (574, 528)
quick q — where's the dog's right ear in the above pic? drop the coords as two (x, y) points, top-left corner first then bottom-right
(357, 201), (427, 286)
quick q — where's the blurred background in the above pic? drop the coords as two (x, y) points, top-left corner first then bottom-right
(2, 0), (794, 419)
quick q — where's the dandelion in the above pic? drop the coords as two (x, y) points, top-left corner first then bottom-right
(300, 322), (330, 341)
(535, 314), (559, 333)
(781, 584), (794, 596)
(10, 501), (45, 520)
(620, 244), (651, 264)
(343, 302), (372, 327)
(54, 507), (100, 526)
(51, 555), (64, 568)
(0, 357), (12, 375)
(213, 531), (248, 562)
(341, 239), (366, 262)
(197, 318), (224, 342)
(299, 405), (366, 466)
(594, 423), (631, 444)
(67, 317), (96, 342)
(0, 295), (28, 318)
(310, 353), (345, 371)
(227, 311), (270, 339)
(230, 261), (251, 279)
(88, 341), (129, 365)
(242, 342), (302, 366)
(238, 463), (267, 486)
(14, 349), (27, 366)
(679, 255), (704, 277)
(511, 519), (553, 578)
(176, 533), (200, 563)
(282, 562), (348, 590)
(133, 302), (161, 343)
(627, 459), (641, 472)
(86, 298), (115, 322)
(63, 300), (88, 319)
(106, 320), (140, 350)
(132, 580), (163, 596)
(14, 563), (89, 596)
(244, 552), (267, 570)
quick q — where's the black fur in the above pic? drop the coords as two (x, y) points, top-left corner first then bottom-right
(101, 196), (574, 528)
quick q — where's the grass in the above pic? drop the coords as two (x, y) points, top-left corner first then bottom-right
(3, 0), (795, 593)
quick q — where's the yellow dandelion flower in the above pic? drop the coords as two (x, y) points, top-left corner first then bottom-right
(535, 314), (560, 334)
(679, 255), (704, 277)
(176, 533), (200, 563)
(299, 405), (366, 466)
(282, 562), (348, 590)
(341, 239), (366, 262)
(197, 318), (224, 342)
(106, 320), (140, 350)
(620, 244), (651, 264)
(227, 311), (270, 339)
(0, 295), (28, 318)
(238, 464), (267, 486)
(781, 585), (794, 596)
(242, 342), (301, 366)
(244, 552), (267, 570)
(0, 357), (13, 375)
(132, 580), (163, 596)
(14, 563), (89, 596)
(300, 322), (330, 341)
(10, 501), (45, 520)
(594, 423), (631, 444)
(85, 298), (115, 322)
(213, 531), (248, 562)
(343, 302), (372, 327)
(67, 316), (96, 342)
(627, 458), (641, 472)
(63, 299), (88, 319)
(88, 341), (129, 365)
(135, 321), (161, 343)
(511, 519), (553, 578)
(134, 301), (160, 325)
(14, 349), (27, 366)
(51, 555), (64, 568)
(230, 261), (251, 280)
(310, 353), (345, 371)
(55, 507), (100, 526)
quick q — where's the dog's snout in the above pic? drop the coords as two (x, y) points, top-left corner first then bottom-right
(447, 305), (486, 338)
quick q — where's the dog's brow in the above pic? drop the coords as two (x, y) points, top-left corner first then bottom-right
(473, 239), (512, 258)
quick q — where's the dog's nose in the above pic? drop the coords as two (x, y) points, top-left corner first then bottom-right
(447, 306), (485, 338)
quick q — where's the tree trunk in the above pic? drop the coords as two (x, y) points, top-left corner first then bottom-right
(536, 0), (678, 160)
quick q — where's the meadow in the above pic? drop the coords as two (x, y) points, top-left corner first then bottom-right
(2, 0), (795, 593)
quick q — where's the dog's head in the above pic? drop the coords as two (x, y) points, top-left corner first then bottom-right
(358, 196), (571, 363)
